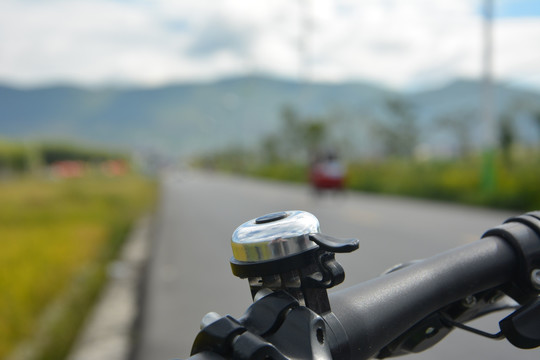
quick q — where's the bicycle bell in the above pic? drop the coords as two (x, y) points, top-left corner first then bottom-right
(230, 210), (359, 313)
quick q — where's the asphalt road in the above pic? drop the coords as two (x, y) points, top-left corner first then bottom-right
(136, 170), (539, 360)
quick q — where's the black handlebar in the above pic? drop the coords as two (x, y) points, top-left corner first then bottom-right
(330, 235), (517, 359)
(186, 212), (540, 360)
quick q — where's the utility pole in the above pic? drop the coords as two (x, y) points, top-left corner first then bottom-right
(298, 0), (312, 82)
(481, 0), (496, 192)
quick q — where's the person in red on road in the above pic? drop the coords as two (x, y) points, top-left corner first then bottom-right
(309, 151), (345, 191)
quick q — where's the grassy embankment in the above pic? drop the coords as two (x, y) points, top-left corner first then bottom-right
(1, 168), (155, 359)
(345, 155), (540, 211)
(198, 151), (540, 212)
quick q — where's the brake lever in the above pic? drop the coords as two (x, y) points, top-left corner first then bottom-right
(500, 297), (540, 349)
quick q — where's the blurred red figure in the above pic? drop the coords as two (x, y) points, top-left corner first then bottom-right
(309, 151), (345, 191)
(101, 160), (128, 177)
(51, 160), (85, 178)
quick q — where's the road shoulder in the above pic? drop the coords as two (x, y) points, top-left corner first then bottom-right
(67, 215), (152, 360)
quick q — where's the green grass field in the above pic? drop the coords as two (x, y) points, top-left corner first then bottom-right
(0, 174), (155, 360)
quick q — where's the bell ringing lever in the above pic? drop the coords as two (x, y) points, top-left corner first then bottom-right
(309, 233), (359, 253)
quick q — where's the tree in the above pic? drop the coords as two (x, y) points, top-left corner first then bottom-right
(271, 105), (329, 162)
(302, 118), (327, 153)
(260, 135), (280, 164)
(372, 98), (418, 157)
(534, 111), (540, 147)
(437, 109), (475, 158)
(499, 113), (516, 165)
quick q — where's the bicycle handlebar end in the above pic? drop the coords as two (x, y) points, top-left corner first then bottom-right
(482, 213), (540, 303)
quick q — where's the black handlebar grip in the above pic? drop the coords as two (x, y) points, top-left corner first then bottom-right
(329, 236), (518, 360)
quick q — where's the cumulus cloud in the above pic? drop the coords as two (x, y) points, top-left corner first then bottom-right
(0, 0), (539, 89)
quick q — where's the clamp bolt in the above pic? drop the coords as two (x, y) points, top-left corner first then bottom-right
(461, 295), (477, 308)
(531, 269), (540, 290)
(200, 312), (221, 329)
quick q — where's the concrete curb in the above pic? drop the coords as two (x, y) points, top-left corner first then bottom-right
(67, 216), (152, 360)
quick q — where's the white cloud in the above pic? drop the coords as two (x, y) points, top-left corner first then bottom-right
(0, 0), (539, 90)
(494, 18), (540, 88)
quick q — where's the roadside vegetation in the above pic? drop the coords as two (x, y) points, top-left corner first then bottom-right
(345, 154), (540, 210)
(193, 103), (540, 212)
(0, 139), (155, 360)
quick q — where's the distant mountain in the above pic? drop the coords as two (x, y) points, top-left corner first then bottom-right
(1, 76), (539, 157)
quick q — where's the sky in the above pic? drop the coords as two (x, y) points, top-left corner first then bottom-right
(1, 0), (540, 90)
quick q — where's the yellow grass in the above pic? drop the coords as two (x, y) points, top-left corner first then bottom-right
(0, 175), (155, 359)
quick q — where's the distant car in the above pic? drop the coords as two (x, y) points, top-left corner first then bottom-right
(309, 157), (345, 191)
